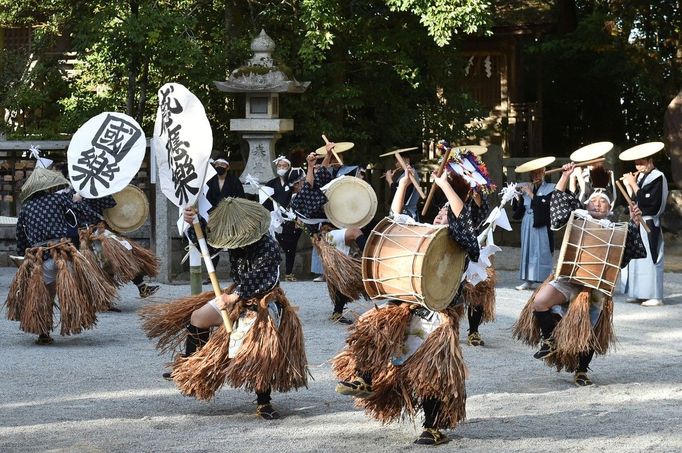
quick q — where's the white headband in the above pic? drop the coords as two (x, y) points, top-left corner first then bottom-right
(214, 158), (229, 165)
(585, 189), (614, 214)
(273, 156), (291, 166)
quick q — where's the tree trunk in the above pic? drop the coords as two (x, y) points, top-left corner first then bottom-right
(126, 0), (140, 116)
(136, 54), (149, 123)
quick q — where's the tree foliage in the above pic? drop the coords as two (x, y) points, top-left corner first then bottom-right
(0, 0), (493, 162)
(531, 0), (682, 156)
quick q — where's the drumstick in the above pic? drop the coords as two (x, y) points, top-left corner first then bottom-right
(545, 157), (606, 174)
(321, 134), (344, 165)
(615, 179), (651, 233)
(189, 165), (232, 333)
(394, 152), (426, 199)
(421, 147), (453, 216)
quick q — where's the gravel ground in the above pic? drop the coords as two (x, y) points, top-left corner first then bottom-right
(1, 263), (681, 453)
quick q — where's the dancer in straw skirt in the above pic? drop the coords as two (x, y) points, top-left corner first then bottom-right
(139, 197), (307, 419)
(333, 168), (479, 446)
(57, 163), (160, 302)
(445, 145), (498, 347)
(513, 163), (646, 386)
(7, 168), (114, 344)
(292, 149), (368, 324)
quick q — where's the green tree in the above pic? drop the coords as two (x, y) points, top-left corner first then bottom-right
(1, 0), (493, 161)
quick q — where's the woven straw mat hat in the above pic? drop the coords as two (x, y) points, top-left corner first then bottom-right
(20, 167), (70, 202)
(207, 197), (271, 249)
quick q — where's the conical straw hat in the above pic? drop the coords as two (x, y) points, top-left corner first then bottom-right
(207, 197), (271, 249)
(20, 167), (70, 202)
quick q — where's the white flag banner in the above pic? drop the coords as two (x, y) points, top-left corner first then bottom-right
(67, 112), (146, 198)
(152, 83), (213, 208)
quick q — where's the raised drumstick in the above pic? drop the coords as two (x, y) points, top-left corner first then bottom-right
(394, 152), (426, 199)
(321, 134), (344, 165)
(545, 157), (606, 174)
(421, 147), (453, 216)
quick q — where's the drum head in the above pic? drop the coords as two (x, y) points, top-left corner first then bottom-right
(324, 177), (377, 228)
(421, 227), (467, 311)
(103, 185), (149, 233)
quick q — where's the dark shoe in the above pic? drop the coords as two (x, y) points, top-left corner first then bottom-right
(202, 279), (211, 285)
(414, 428), (450, 446)
(35, 334), (54, 345)
(574, 372), (593, 387)
(335, 377), (374, 398)
(138, 284), (160, 298)
(533, 338), (556, 359)
(329, 312), (352, 325)
(108, 306), (122, 313)
(162, 372), (173, 381)
(256, 404), (280, 420)
(467, 331), (485, 347)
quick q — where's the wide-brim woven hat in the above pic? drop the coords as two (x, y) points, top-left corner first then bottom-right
(207, 197), (271, 249)
(618, 142), (664, 161)
(515, 156), (555, 174)
(20, 167), (70, 202)
(570, 141), (613, 162)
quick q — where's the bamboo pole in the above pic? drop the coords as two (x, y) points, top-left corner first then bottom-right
(615, 179), (651, 233)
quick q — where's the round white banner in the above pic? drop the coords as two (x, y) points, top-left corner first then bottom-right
(68, 112), (146, 198)
(152, 83), (213, 208)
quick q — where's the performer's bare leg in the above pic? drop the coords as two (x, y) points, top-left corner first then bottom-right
(190, 303), (223, 329)
(162, 304), (216, 380)
(531, 285), (567, 359)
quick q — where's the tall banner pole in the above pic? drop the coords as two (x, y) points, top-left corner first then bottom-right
(152, 82), (232, 332)
(189, 244), (202, 295)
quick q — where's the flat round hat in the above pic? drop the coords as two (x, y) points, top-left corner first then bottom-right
(570, 141), (613, 162)
(618, 142), (664, 161)
(315, 142), (354, 155)
(514, 156), (556, 173)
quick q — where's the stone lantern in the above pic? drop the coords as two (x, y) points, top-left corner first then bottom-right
(214, 29), (310, 192)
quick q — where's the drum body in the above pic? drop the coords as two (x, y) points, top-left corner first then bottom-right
(103, 185), (149, 233)
(362, 217), (466, 311)
(323, 176), (377, 229)
(556, 212), (628, 296)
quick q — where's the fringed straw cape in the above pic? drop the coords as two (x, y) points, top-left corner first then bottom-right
(139, 286), (308, 401)
(312, 233), (367, 303)
(3, 240), (113, 336)
(512, 276), (616, 372)
(332, 303), (467, 430)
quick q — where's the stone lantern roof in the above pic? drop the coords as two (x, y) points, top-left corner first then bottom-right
(214, 29), (310, 94)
